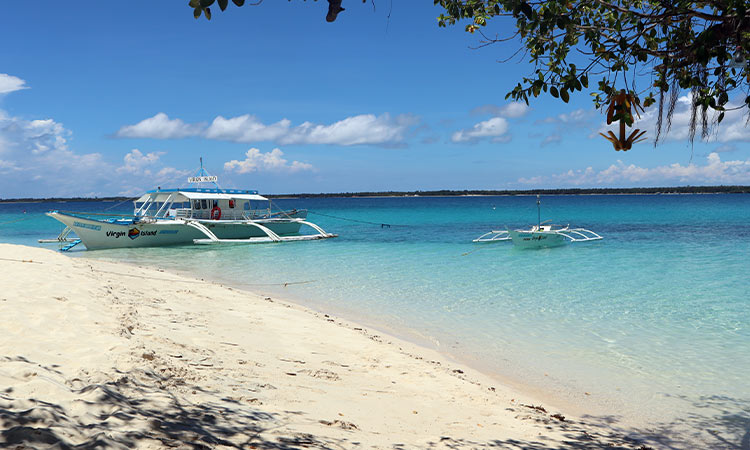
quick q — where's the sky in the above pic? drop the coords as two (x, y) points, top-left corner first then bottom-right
(1, 1), (749, 198)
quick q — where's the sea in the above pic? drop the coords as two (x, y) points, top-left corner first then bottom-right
(1, 194), (748, 448)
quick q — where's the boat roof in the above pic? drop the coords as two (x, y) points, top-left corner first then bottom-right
(135, 188), (268, 203)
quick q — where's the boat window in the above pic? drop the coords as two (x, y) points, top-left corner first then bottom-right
(201, 199), (207, 209)
(194, 200), (200, 210)
(244, 202), (250, 210)
(229, 199), (235, 208)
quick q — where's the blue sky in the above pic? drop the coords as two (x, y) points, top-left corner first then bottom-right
(1, 1), (748, 197)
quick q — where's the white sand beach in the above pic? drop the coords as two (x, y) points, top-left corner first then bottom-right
(0, 243), (643, 449)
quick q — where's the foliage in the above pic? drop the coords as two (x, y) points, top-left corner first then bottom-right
(189, 0), (247, 21)
(188, 0), (360, 23)
(434, 0), (750, 144)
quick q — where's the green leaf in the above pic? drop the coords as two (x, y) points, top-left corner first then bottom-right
(189, 0), (201, 7)
(520, 2), (533, 18)
(200, 0), (214, 7)
(232, 0), (244, 5)
(204, 7), (211, 19)
(560, 89), (569, 103)
(193, 7), (201, 18)
(218, 0), (228, 10)
(550, 86), (559, 98)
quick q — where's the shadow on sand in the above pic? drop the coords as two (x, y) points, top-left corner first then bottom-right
(0, 356), (345, 449)
(2, 355), (749, 449)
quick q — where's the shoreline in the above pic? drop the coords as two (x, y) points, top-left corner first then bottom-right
(0, 243), (662, 449)
(80, 253), (616, 424)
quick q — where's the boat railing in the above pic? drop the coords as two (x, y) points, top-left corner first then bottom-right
(557, 228), (603, 242)
(473, 229), (511, 243)
(173, 208), (191, 219)
(171, 208), (286, 220)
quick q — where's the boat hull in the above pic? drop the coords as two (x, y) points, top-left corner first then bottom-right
(47, 212), (306, 250)
(509, 230), (568, 248)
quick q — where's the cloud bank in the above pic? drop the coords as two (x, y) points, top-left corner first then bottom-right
(117, 112), (418, 147)
(519, 152), (750, 186)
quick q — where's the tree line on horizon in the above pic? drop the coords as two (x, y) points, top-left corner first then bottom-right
(3, 185), (750, 203)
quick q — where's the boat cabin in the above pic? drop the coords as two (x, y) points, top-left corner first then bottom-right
(133, 188), (271, 220)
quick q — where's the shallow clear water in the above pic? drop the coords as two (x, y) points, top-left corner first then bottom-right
(2, 195), (749, 443)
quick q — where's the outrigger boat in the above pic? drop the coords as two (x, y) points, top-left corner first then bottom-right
(473, 196), (602, 248)
(40, 161), (336, 251)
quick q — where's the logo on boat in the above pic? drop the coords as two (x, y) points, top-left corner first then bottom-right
(127, 227), (157, 239)
(105, 228), (157, 239)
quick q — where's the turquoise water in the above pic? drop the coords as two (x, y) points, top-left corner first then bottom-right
(2, 195), (749, 445)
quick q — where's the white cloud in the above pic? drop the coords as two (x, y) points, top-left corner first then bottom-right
(498, 102), (530, 118)
(155, 166), (189, 179)
(541, 134), (562, 147)
(472, 102), (530, 118)
(205, 115), (291, 142)
(116, 149), (164, 174)
(281, 114), (416, 146)
(113, 149), (190, 194)
(451, 117), (509, 143)
(224, 148), (314, 174)
(116, 113), (203, 139)
(0, 113), (70, 156)
(534, 108), (595, 146)
(206, 113), (416, 146)
(120, 112), (417, 147)
(544, 108), (592, 126)
(519, 153), (750, 186)
(0, 74), (28, 94)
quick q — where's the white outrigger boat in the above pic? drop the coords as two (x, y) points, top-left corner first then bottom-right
(473, 196), (602, 248)
(40, 162), (336, 251)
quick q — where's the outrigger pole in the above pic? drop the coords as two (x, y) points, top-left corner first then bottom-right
(537, 194), (541, 228)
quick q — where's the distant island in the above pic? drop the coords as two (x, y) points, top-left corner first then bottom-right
(2, 185), (750, 203)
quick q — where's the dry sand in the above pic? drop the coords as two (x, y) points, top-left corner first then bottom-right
(0, 243), (648, 449)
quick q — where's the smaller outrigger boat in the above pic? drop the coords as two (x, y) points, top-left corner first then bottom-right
(473, 196), (602, 248)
